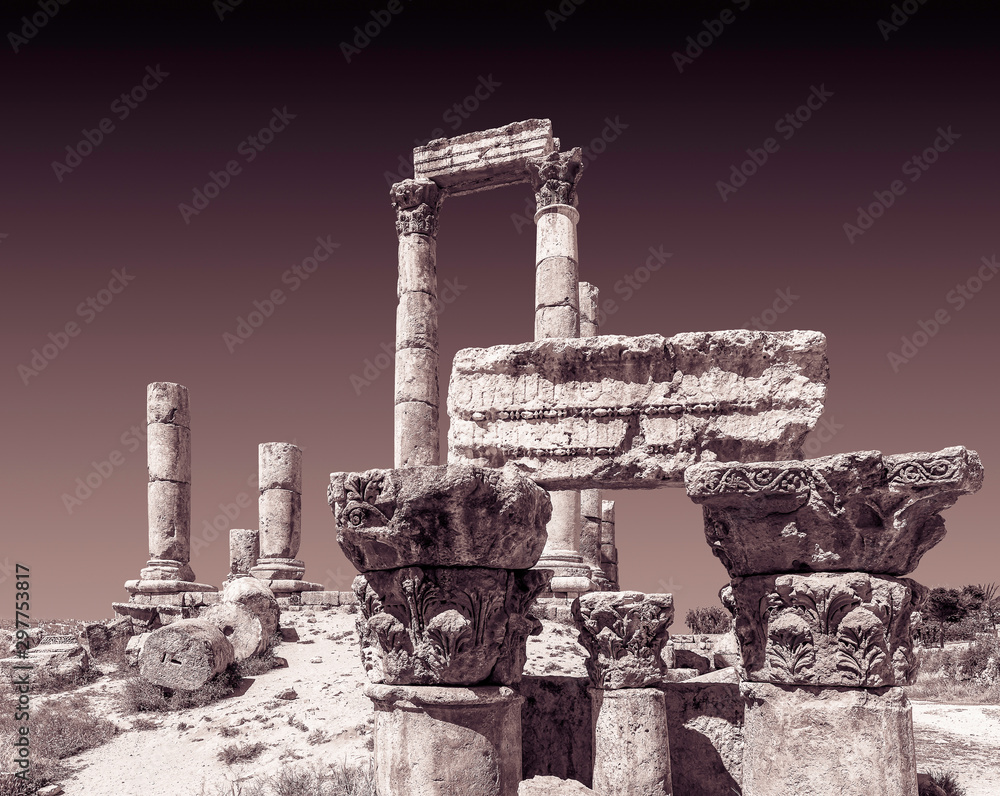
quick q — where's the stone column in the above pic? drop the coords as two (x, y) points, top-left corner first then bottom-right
(227, 529), (259, 581)
(573, 591), (674, 796)
(599, 500), (619, 591)
(331, 464), (552, 796)
(391, 178), (443, 468)
(536, 490), (591, 596)
(580, 489), (605, 590)
(141, 382), (194, 582)
(366, 685), (523, 796)
(251, 442), (322, 596)
(685, 446), (984, 796)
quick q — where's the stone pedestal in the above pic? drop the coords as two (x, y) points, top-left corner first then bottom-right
(251, 442), (321, 595)
(392, 178), (443, 468)
(741, 682), (917, 796)
(366, 684), (523, 796)
(591, 688), (671, 796)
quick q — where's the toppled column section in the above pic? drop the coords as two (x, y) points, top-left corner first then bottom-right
(251, 442), (322, 597)
(138, 618), (234, 690)
(685, 446), (984, 796)
(448, 331), (829, 489)
(391, 179), (443, 467)
(573, 592), (675, 796)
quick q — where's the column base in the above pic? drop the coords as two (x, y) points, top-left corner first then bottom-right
(139, 558), (196, 582)
(741, 682), (918, 796)
(365, 683), (523, 796)
(591, 687), (672, 796)
(535, 554), (592, 596)
(250, 557), (306, 580)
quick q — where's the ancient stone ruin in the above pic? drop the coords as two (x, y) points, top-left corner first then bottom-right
(95, 118), (983, 796)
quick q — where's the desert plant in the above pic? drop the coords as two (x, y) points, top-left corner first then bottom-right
(219, 741), (268, 765)
(685, 605), (732, 634)
(200, 760), (375, 796)
(119, 664), (244, 713)
(919, 770), (966, 796)
(925, 588), (967, 648)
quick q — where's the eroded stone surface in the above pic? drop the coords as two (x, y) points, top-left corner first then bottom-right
(519, 776), (595, 796)
(201, 602), (266, 662)
(590, 688), (671, 796)
(413, 118), (555, 196)
(219, 576), (280, 644)
(138, 618), (234, 690)
(686, 446), (983, 577)
(572, 591), (674, 689)
(731, 572), (925, 687)
(741, 682), (918, 796)
(448, 331), (829, 489)
(354, 566), (550, 686)
(330, 465), (551, 571)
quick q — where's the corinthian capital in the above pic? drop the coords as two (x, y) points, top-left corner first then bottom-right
(526, 148), (585, 210)
(390, 178), (442, 237)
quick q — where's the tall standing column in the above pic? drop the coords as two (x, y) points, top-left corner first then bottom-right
(578, 281), (605, 592)
(142, 382), (195, 582)
(391, 178), (443, 468)
(251, 442), (322, 595)
(600, 499), (619, 590)
(528, 150), (589, 596)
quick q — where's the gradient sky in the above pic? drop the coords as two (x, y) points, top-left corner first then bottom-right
(1, 1), (997, 629)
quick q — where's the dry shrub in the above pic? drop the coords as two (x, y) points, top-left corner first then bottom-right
(218, 741), (268, 765)
(119, 665), (244, 713)
(200, 760), (375, 796)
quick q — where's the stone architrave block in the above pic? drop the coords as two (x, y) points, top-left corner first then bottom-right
(730, 572), (926, 688)
(572, 591), (674, 689)
(329, 465), (551, 571)
(448, 331), (829, 490)
(354, 566), (551, 686)
(685, 446), (984, 577)
(413, 118), (556, 196)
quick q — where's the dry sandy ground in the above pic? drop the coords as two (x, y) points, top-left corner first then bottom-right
(41, 608), (999, 795)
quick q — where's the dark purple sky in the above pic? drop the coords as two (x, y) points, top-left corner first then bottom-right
(2, 1), (997, 627)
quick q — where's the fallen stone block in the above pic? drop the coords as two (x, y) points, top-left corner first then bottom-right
(139, 619), (235, 690)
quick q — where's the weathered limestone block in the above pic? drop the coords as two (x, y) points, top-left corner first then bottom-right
(590, 688), (671, 796)
(394, 401), (439, 467)
(448, 331), (829, 489)
(519, 776), (596, 795)
(579, 490), (602, 579)
(731, 571), (925, 687)
(258, 488), (301, 558)
(573, 592), (674, 689)
(228, 529), (259, 578)
(578, 282), (599, 337)
(661, 677), (744, 796)
(395, 347), (439, 405)
(354, 567), (550, 686)
(125, 632), (150, 667)
(741, 682), (918, 796)
(396, 291), (440, 351)
(139, 619), (235, 690)
(84, 616), (134, 659)
(519, 675), (593, 788)
(147, 381), (190, 426)
(685, 446), (983, 577)
(396, 235), (437, 294)
(27, 642), (89, 679)
(366, 684), (524, 796)
(201, 602), (265, 662)
(146, 422), (191, 482)
(259, 442), (301, 492)
(330, 465), (551, 571)
(220, 576), (280, 643)
(413, 118), (555, 196)
(145, 480), (192, 569)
